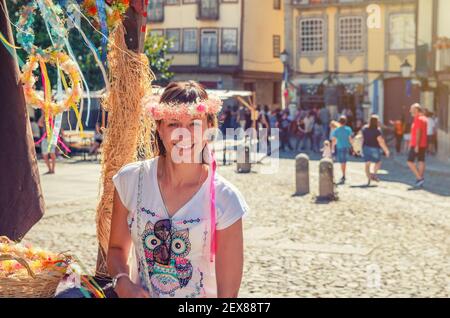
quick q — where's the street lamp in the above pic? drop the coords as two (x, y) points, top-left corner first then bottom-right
(280, 50), (289, 109)
(400, 59), (412, 78)
(280, 50), (289, 65)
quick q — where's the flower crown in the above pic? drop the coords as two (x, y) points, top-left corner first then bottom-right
(144, 93), (223, 121)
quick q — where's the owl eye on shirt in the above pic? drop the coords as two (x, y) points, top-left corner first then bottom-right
(144, 233), (162, 251)
(170, 229), (191, 258)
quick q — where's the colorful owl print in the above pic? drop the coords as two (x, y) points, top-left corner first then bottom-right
(142, 219), (193, 296)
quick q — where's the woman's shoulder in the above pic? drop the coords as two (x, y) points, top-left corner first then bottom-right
(114, 157), (158, 179)
(213, 173), (249, 230)
(214, 174), (248, 207)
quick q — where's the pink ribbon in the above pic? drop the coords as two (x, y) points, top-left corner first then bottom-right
(57, 136), (72, 153)
(34, 131), (71, 153)
(209, 150), (217, 262)
(34, 132), (47, 145)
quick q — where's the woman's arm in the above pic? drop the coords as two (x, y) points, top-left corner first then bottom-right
(377, 136), (390, 157)
(107, 189), (149, 298)
(215, 219), (244, 298)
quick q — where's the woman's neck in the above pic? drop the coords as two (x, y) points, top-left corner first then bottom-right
(158, 155), (207, 187)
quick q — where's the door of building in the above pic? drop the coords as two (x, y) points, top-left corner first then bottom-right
(200, 30), (218, 68)
(383, 77), (421, 124)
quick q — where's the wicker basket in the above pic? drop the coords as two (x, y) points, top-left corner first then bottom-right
(0, 237), (71, 298)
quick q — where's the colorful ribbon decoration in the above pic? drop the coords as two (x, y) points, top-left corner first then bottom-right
(95, 0), (109, 68)
(65, 3), (110, 92)
(69, 254), (106, 298)
(0, 31), (24, 67)
(36, 0), (91, 126)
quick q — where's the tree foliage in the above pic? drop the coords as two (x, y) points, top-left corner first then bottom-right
(144, 33), (174, 87)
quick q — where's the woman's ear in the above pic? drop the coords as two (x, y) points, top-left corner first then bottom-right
(156, 121), (163, 138)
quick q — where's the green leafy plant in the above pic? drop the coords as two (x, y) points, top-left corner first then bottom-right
(144, 34), (174, 86)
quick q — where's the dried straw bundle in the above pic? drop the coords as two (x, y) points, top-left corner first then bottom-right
(95, 24), (155, 275)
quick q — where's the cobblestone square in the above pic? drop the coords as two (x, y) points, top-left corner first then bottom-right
(25, 153), (450, 298)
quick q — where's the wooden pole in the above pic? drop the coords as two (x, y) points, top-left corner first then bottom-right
(0, 0), (45, 240)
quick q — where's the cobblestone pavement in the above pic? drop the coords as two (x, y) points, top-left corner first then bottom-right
(25, 152), (450, 298)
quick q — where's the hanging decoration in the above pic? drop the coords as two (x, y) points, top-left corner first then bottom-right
(13, 0), (91, 142)
(21, 51), (82, 115)
(81, 0), (130, 29)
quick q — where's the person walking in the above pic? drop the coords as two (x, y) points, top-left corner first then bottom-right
(231, 105), (238, 129)
(329, 120), (340, 141)
(390, 118), (405, 154)
(426, 110), (436, 155)
(261, 105), (272, 155)
(407, 103), (428, 188)
(89, 122), (104, 157)
(321, 140), (332, 160)
(361, 115), (390, 185)
(294, 117), (306, 151)
(319, 105), (331, 141)
(237, 105), (247, 130)
(312, 118), (324, 153)
(220, 108), (232, 137)
(38, 114), (57, 174)
(331, 116), (353, 184)
(303, 111), (315, 151)
(30, 117), (41, 156)
(277, 111), (293, 151)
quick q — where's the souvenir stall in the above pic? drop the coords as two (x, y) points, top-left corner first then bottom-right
(0, 0), (153, 298)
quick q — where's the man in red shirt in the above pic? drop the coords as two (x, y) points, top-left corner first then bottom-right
(407, 103), (428, 188)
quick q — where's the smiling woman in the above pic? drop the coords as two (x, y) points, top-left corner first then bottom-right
(152, 82), (219, 163)
(107, 81), (249, 298)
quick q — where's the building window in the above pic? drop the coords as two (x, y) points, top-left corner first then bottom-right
(389, 13), (415, 51)
(183, 29), (198, 53)
(183, 0), (197, 3)
(273, 0), (281, 10)
(148, 0), (164, 22)
(149, 29), (164, 37)
(198, 0), (219, 20)
(166, 0), (180, 4)
(273, 35), (281, 58)
(221, 28), (238, 54)
(166, 29), (181, 53)
(338, 16), (364, 53)
(299, 18), (325, 54)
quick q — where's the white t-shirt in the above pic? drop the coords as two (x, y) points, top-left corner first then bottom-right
(112, 157), (248, 298)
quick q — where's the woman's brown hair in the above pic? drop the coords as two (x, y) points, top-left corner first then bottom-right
(369, 114), (379, 130)
(155, 81), (218, 156)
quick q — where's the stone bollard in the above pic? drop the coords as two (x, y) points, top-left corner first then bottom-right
(295, 154), (309, 195)
(236, 144), (251, 173)
(319, 158), (334, 199)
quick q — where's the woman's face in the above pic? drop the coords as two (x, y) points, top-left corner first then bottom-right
(157, 113), (211, 163)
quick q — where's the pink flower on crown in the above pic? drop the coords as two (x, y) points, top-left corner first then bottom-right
(197, 103), (206, 112)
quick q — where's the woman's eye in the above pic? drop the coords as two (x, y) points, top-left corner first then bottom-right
(168, 123), (179, 128)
